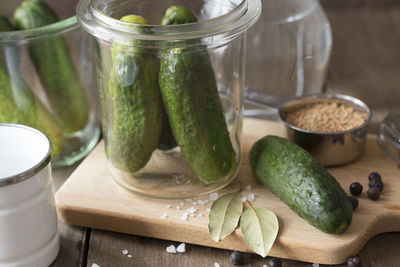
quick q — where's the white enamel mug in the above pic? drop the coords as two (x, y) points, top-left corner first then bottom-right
(0, 124), (59, 267)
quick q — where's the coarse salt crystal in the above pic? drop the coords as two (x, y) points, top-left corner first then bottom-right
(161, 213), (168, 220)
(312, 264), (319, 267)
(214, 263), (220, 267)
(187, 207), (197, 213)
(262, 265), (267, 267)
(166, 204), (171, 209)
(198, 199), (209, 205)
(190, 213), (195, 217)
(176, 206), (181, 210)
(127, 254), (132, 258)
(166, 245), (177, 253)
(241, 196), (247, 203)
(245, 185), (252, 191)
(193, 202), (197, 206)
(248, 193), (255, 202)
(180, 202), (184, 206)
(122, 249), (128, 255)
(198, 213), (203, 217)
(91, 264), (100, 267)
(181, 213), (188, 221)
(206, 208), (211, 213)
(177, 243), (186, 253)
(210, 192), (219, 201)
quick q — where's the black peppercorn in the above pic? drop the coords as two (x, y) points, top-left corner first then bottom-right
(268, 258), (282, 267)
(349, 182), (363, 196)
(348, 196), (359, 210)
(367, 187), (380, 201)
(230, 251), (244, 265)
(347, 255), (362, 267)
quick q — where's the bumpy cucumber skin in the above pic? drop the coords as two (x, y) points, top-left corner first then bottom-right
(14, 0), (89, 133)
(159, 47), (236, 183)
(249, 136), (353, 234)
(105, 15), (162, 173)
(0, 16), (64, 156)
(156, 5), (198, 151)
(161, 5), (198, 25)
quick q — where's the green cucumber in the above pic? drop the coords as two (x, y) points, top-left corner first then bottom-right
(249, 135), (353, 234)
(14, 0), (89, 133)
(0, 15), (64, 156)
(106, 15), (162, 173)
(159, 5), (236, 183)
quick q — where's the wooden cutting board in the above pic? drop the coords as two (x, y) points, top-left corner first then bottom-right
(55, 118), (400, 264)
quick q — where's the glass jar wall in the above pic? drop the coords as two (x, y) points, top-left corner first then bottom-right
(0, 0), (100, 167)
(77, 0), (261, 198)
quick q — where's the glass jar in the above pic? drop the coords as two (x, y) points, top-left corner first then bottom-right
(0, 0), (100, 167)
(244, 0), (332, 114)
(77, 0), (261, 198)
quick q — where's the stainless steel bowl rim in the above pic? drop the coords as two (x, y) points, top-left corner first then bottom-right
(278, 93), (372, 135)
(0, 123), (52, 187)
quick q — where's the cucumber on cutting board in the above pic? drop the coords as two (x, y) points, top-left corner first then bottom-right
(249, 135), (353, 234)
(159, 5), (236, 183)
(0, 15), (64, 156)
(14, 0), (89, 133)
(106, 15), (162, 173)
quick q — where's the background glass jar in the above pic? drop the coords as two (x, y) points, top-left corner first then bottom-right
(243, 0), (332, 116)
(0, 0), (100, 167)
(77, 0), (261, 198)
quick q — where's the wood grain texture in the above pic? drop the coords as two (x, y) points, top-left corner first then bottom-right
(51, 166), (88, 267)
(55, 118), (400, 265)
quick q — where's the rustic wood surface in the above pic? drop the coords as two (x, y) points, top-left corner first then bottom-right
(55, 119), (400, 265)
(50, 1), (400, 267)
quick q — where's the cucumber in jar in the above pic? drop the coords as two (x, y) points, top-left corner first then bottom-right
(159, 5), (236, 183)
(14, 0), (89, 133)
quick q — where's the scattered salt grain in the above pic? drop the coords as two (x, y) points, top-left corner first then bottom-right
(214, 263), (220, 267)
(209, 193), (219, 201)
(127, 254), (132, 258)
(180, 202), (185, 206)
(166, 204), (171, 209)
(312, 264), (319, 267)
(91, 264), (100, 267)
(193, 202), (197, 206)
(122, 249), (128, 255)
(181, 213), (188, 221)
(190, 213), (195, 217)
(166, 245), (177, 253)
(197, 199), (209, 205)
(262, 265), (267, 267)
(247, 193), (255, 202)
(161, 213), (168, 220)
(176, 206), (181, 210)
(245, 185), (252, 191)
(241, 196), (247, 203)
(198, 213), (203, 217)
(187, 207), (197, 214)
(206, 208), (211, 213)
(176, 243), (186, 253)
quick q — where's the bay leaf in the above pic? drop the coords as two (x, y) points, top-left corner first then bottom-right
(240, 204), (279, 257)
(208, 192), (243, 242)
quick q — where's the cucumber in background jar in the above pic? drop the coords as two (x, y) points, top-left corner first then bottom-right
(0, 15), (64, 156)
(13, 0), (89, 133)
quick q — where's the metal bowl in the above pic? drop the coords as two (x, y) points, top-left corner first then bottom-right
(278, 94), (372, 166)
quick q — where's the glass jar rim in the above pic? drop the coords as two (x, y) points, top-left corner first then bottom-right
(77, 0), (261, 45)
(0, 16), (79, 43)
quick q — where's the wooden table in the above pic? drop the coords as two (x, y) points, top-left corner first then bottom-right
(51, 1), (400, 266)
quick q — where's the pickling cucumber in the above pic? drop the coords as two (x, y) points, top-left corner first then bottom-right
(249, 135), (353, 234)
(106, 15), (162, 173)
(159, 5), (236, 183)
(0, 15), (64, 156)
(14, 0), (89, 133)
